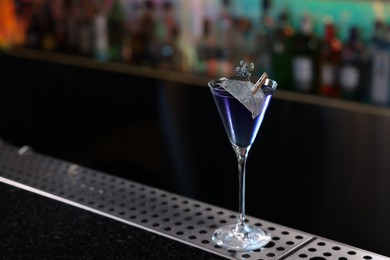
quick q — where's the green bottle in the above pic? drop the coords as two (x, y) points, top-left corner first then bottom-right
(271, 9), (294, 90)
(290, 14), (320, 94)
(108, 0), (125, 61)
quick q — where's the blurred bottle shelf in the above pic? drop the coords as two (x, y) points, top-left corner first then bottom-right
(4, 46), (390, 119)
(4, 0), (390, 114)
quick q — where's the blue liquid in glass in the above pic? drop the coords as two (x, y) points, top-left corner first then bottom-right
(211, 85), (270, 148)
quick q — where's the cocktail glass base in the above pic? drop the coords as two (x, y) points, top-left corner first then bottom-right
(212, 223), (271, 251)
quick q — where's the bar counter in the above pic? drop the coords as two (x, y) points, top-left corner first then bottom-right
(0, 140), (388, 260)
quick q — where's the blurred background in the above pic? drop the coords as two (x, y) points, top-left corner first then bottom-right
(1, 0), (390, 257)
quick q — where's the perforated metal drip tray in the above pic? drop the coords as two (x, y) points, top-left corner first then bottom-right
(0, 141), (388, 260)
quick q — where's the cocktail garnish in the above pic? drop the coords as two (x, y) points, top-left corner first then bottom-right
(218, 60), (268, 119)
(252, 72), (268, 95)
(235, 60), (254, 78)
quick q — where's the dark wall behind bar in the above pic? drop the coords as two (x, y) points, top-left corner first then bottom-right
(1, 52), (390, 257)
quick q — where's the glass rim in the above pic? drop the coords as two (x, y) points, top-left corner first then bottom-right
(208, 77), (277, 90)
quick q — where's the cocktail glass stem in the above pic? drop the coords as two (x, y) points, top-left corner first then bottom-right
(235, 145), (250, 227)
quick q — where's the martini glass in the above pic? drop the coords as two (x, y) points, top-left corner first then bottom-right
(208, 76), (277, 251)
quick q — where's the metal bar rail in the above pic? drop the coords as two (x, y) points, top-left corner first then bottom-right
(0, 140), (388, 260)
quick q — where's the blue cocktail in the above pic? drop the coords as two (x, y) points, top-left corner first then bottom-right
(208, 63), (277, 251)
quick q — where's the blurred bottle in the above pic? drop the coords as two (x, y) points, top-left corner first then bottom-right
(78, 0), (95, 56)
(156, 0), (180, 70)
(64, 0), (81, 54)
(132, 0), (157, 66)
(271, 9), (294, 90)
(370, 24), (390, 106)
(338, 26), (365, 100)
(41, 1), (56, 51)
(121, 0), (142, 63)
(290, 13), (319, 94)
(24, 1), (40, 49)
(93, 0), (109, 61)
(360, 20), (385, 103)
(6, 0), (29, 48)
(196, 18), (218, 76)
(215, 0), (235, 76)
(252, 0), (274, 76)
(195, 19), (208, 75)
(233, 17), (252, 69)
(25, 0), (55, 50)
(108, 0), (125, 61)
(52, 0), (68, 52)
(318, 18), (342, 97)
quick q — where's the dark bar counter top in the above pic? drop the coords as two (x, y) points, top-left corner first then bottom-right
(0, 181), (224, 260)
(1, 142), (389, 260)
